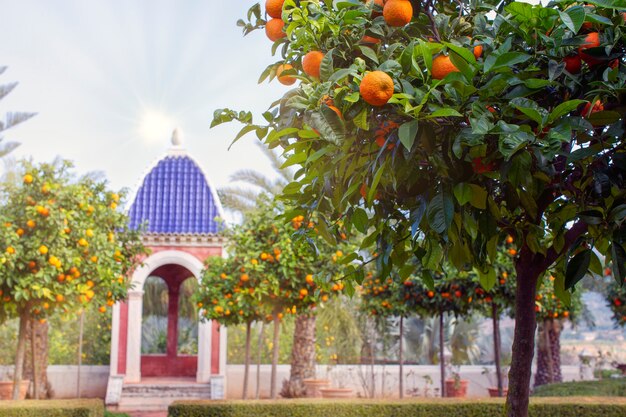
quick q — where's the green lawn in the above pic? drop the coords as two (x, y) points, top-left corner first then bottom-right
(532, 378), (626, 397)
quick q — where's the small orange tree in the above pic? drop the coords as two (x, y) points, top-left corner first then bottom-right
(197, 197), (347, 399)
(214, 1), (626, 415)
(0, 160), (145, 399)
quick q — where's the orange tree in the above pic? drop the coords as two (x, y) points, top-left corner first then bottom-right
(213, 1), (626, 415)
(196, 197), (347, 399)
(607, 267), (626, 326)
(0, 160), (145, 399)
(533, 273), (583, 388)
(196, 256), (266, 399)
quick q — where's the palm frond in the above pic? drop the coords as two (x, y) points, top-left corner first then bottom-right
(1, 111), (36, 132)
(229, 169), (280, 194)
(0, 140), (19, 158)
(0, 82), (17, 101)
(256, 142), (293, 183)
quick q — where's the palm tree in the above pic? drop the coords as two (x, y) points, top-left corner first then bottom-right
(0, 66), (35, 158)
(217, 142), (293, 214)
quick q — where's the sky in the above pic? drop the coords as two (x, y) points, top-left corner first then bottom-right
(0, 0), (284, 206)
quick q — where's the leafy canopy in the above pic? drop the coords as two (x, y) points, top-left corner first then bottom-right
(214, 0), (626, 299)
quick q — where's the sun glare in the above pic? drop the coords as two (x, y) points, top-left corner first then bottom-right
(138, 109), (175, 144)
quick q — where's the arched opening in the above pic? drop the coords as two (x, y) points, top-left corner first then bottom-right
(139, 263), (199, 378)
(177, 277), (199, 355)
(142, 276), (169, 354)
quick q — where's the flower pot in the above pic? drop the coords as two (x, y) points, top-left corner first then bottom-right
(0, 380), (30, 400)
(487, 387), (508, 397)
(320, 387), (353, 398)
(444, 379), (468, 397)
(303, 379), (331, 398)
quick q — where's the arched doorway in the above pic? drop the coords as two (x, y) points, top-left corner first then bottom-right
(140, 264), (198, 378)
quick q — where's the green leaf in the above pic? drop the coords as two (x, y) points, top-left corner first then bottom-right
(548, 100), (586, 124)
(427, 191), (454, 234)
(476, 266), (496, 291)
(427, 108), (463, 118)
(358, 46), (379, 64)
(398, 120), (418, 151)
(320, 50), (334, 81)
(468, 184), (488, 210)
(559, 6), (585, 34)
(352, 208), (369, 234)
(281, 151), (307, 169)
(611, 243), (626, 286)
(453, 183), (472, 206)
(485, 52), (531, 73)
(577, 209), (603, 225)
(565, 249), (592, 290)
(584, 0), (626, 10)
(443, 42), (477, 65)
(609, 204), (626, 224)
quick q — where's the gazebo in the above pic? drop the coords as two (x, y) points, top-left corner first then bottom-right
(106, 130), (227, 410)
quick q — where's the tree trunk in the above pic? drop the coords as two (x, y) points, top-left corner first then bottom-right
(281, 313), (316, 398)
(30, 319), (39, 399)
(492, 303), (504, 396)
(243, 321), (252, 399)
(370, 325), (375, 398)
(12, 311), (29, 400)
(399, 316), (404, 399)
(506, 261), (541, 417)
(77, 311), (85, 398)
(439, 312), (445, 398)
(270, 314), (280, 399)
(256, 321), (264, 399)
(24, 318), (50, 399)
(534, 319), (563, 387)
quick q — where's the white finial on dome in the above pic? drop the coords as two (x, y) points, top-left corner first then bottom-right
(168, 128), (187, 155)
(171, 128), (183, 146)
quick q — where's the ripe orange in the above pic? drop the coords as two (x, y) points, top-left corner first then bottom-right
(383, 0), (413, 27)
(431, 54), (460, 79)
(305, 274), (314, 285)
(98, 306), (107, 313)
(582, 100), (604, 116)
(16, 228), (24, 236)
(276, 64), (296, 85)
(361, 35), (381, 44)
(508, 248), (517, 256)
(578, 32), (601, 66)
(23, 174), (33, 184)
(506, 235), (514, 244)
(266, 0), (284, 19)
(56, 294), (64, 302)
(39, 245), (48, 255)
(302, 50), (324, 79)
(473, 44), (483, 59)
(427, 291), (434, 298)
(266, 18), (286, 42)
(564, 55), (582, 74)
(240, 273), (250, 282)
(27, 220), (36, 228)
(299, 288), (308, 297)
(360, 70), (394, 106)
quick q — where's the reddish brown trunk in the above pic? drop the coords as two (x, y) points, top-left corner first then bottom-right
(281, 313), (316, 398)
(256, 321), (264, 399)
(506, 261), (540, 417)
(24, 318), (50, 399)
(492, 303), (504, 396)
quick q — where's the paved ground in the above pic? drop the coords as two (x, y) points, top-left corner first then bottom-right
(121, 411), (167, 417)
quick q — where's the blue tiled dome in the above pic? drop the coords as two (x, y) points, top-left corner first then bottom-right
(129, 155), (222, 234)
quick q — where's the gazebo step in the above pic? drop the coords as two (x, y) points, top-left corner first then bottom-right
(121, 383), (211, 398)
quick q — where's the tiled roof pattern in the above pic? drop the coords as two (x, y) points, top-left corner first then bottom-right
(129, 156), (221, 234)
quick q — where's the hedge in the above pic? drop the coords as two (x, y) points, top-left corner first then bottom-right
(532, 379), (626, 397)
(169, 398), (626, 417)
(0, 399), (104, 417)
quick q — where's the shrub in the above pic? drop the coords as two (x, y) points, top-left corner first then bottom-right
(0, 399), (104, 417)
(532, 379), (626, 397)
(169, 398), (626, 417)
